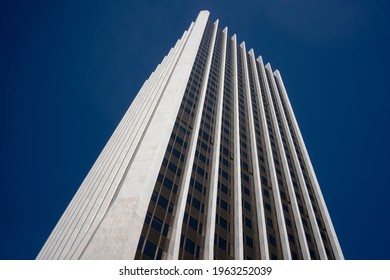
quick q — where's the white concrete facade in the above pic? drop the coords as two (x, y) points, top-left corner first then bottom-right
(38, 11), (209, 260)
(38, 10), (343, 260)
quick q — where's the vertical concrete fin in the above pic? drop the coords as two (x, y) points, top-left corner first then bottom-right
(231, 35), (244, 260)
(273, 70), (344, 260)
(265, 63), (310, 259)
(240, 44), (269, 259)
(256, 56), (291, 259)
(271, 70), (327, 259)
(167, 16), (218, 260)
(204, 25), (228, 260)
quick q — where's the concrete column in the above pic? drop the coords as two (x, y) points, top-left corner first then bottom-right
(240, 45), (269, 259)
(231, 35), (244, 260)
(271, 70), (327, 259)
(204, 27), (228, 260)
(265, 63), (310, 259)
(273, 70), (344, 260)
(167, 15), (218, 260)
(256, 56), (291, 259)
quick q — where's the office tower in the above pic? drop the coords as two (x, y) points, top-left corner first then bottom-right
(37, 10), (343, 260)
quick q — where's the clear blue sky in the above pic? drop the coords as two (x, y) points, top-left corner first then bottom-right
(1, 0), (389, 259)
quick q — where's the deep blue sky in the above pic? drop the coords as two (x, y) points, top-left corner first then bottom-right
(1, 0), (389, 260)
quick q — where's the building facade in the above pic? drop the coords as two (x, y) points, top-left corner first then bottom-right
(37, 11), (343, 260)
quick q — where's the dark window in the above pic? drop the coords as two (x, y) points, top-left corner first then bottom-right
(245, 217), (252, 229)
(288, 234), (295, 244)
(163, 177), (173, 190)
(145, 211), (152, 225)
(157, 173), (164, 183)
(267, 218), (273, 228)
(137, 236), (144, 252)
(185, 239), (195, 255)
(194, 180), (203, 193)
(222, 170), (229, 180)
(176, 136), (184, 146)
(189, 216), (198, 231)
(192, 197), (201, 210)
(143, 240), (157, 259)
(151, 216), (163, 232)
(197, 166), (205, 177)
(157, 195), (168, 209)
(223, 147), (229, 156)
(222, 158), (229, 167)
(168, 162), (181, 176)
(162, 158), (168, 167)
(246, 235), (253, 248)
(220, 199), (228, 211)
(220, 183), (228, 195)
(218, 236), (227, 251)
(269, 234), (276, 246)
(172, 148), (181, 159)
(220, 217), (227, 229)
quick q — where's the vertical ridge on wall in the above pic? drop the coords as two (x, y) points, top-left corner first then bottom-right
(273, 70), (344, 260)
(256, 56), (291, 259)
(204, 26), (228, 260)
(167, 19), (219, 260)
(231, 35), (244, 260)
(265, 63), (310, 259)
(270, 69), (327, 259)
(240, 45), (268, 259)
(37, 37), (180, 259)
(73, 29), (193, 260)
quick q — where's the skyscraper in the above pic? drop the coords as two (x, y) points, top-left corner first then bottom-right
(37, 10), (343, 260)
